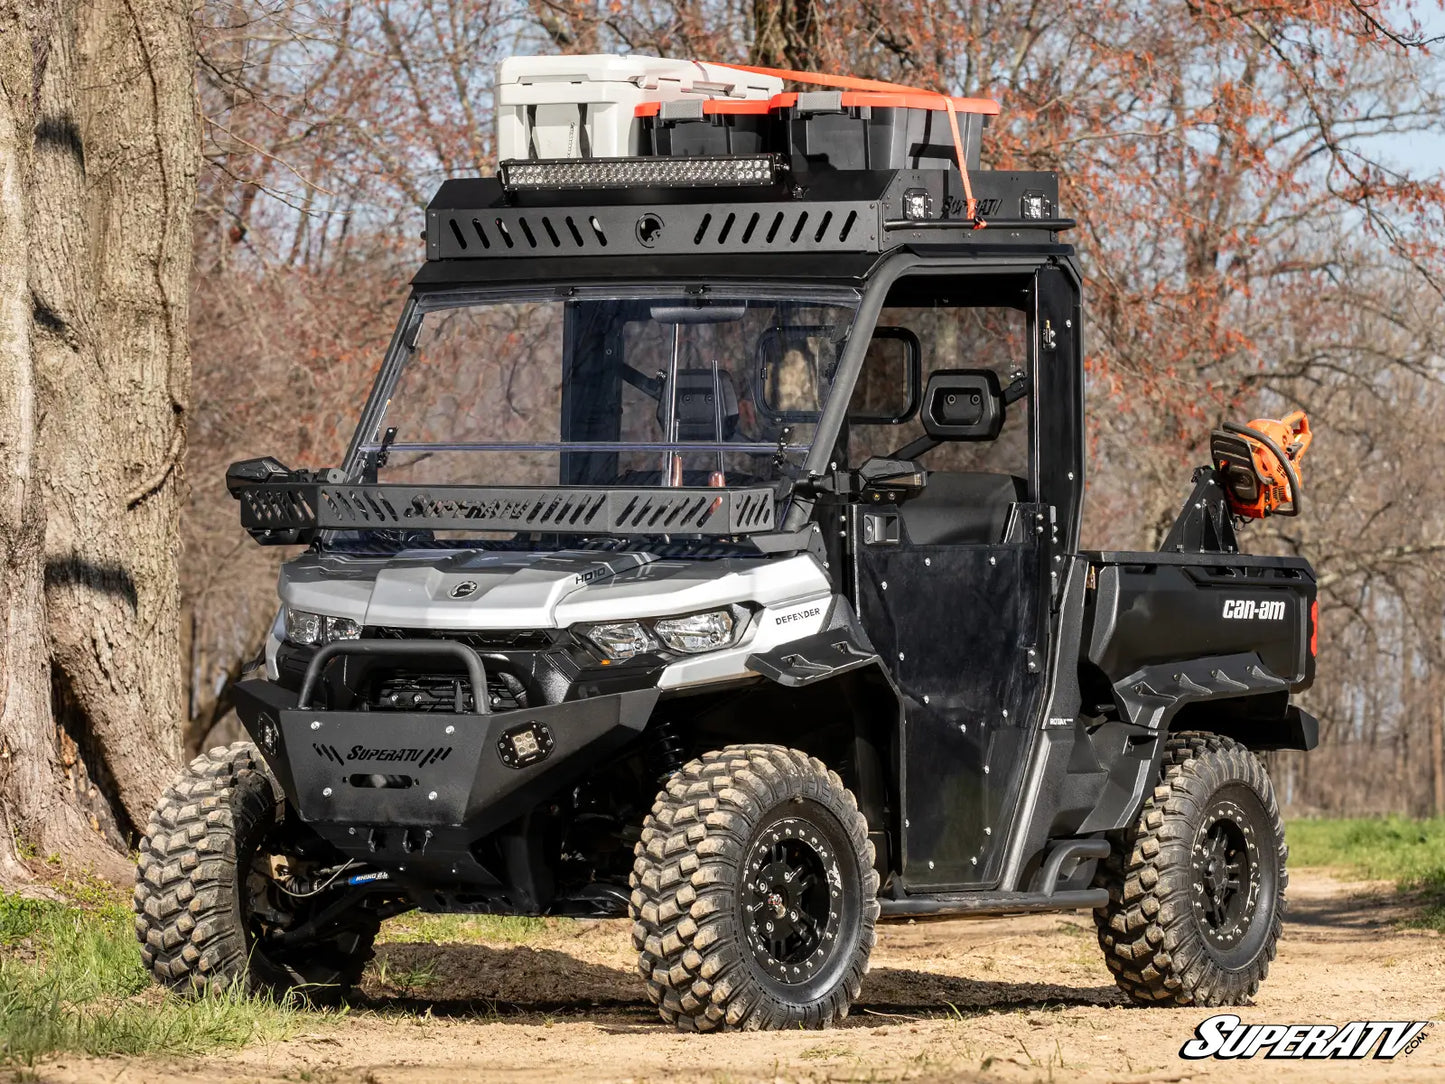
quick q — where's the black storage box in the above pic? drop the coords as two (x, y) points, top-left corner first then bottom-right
(777, 91), (988, 172)
(639, 99), (775, 157)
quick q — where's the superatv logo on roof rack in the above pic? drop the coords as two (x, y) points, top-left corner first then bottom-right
(945, 195), (1000, 218)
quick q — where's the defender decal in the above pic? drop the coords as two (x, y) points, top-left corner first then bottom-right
(774, 605), (822, 626)
(1222, 599), (1287, 621)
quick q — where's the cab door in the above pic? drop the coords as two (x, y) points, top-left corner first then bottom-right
(846, 270), (1053, 890)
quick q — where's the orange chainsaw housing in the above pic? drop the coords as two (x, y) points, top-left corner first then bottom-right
(1208, 411), (1311, 519)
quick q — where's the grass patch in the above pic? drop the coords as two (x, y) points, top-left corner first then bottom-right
(377, 912), (570, 946)
(0, 891), (306, 1066)
(370, 956), (438, 993)
(1289, 816), (1445, 932)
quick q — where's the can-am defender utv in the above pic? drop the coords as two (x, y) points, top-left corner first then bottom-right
(134, 56), (1319, 1029)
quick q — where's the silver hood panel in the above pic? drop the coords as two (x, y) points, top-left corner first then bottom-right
(279, 549), (832, 630)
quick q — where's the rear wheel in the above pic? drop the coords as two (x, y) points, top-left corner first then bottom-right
(1093, 732), (1286, 1006)
(133, 743), (379, 1004)
(629, 744), (879, 1031)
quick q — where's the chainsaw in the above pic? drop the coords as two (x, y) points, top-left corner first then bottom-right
(1209, 411), (1312, 519)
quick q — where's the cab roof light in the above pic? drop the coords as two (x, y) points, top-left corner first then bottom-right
(500, 155), (781, 191)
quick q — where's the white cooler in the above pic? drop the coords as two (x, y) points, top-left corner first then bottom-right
(496, 55), (782, 161)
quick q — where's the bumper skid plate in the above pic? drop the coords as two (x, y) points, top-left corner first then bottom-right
(233, 679), (658, 834)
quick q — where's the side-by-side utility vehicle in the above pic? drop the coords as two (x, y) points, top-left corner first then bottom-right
(134, 55), (1319, 1030)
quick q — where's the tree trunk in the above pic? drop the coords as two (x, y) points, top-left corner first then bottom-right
(0, 0), (83, 882)
(0, 0), (195, 883)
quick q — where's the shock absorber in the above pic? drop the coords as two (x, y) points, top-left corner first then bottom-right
(645, 721), (687, 784)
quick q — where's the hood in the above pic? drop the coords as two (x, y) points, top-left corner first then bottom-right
(278, 548), (831, 630)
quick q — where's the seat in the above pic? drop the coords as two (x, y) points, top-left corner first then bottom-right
(897, 471), (1026, 546)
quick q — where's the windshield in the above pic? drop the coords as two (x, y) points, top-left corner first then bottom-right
(359, 286), (860, 491)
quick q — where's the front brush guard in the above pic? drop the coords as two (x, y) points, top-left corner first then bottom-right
(295, 638), (491, 711)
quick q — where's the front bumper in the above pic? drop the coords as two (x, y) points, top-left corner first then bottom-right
(232, 678), (658, 837)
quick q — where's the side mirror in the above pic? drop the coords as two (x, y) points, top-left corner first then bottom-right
(754, 325), (922, 423)
(921, 369), (1005, 442)
(848, 327), (922, 425)
(755, 324), (843, 420)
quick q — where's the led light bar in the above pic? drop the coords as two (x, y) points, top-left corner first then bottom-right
(500, 155), (781, 191)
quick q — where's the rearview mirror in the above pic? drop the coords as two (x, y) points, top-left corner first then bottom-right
(921, 369), (1005, 441)
(848, 327), (922, 425)
(649, 303), (749, 324)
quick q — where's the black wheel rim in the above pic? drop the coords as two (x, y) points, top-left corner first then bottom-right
(1191, 797), (1262, 951)
(742, 816), (843, 985)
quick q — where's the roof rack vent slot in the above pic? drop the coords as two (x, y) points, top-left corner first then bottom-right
(717, 211), (736, 243)
(589, 215), (608, 246)
(764, 211), (785, 243)
(839, 209), (858, 242)
(789, 211), (810, 244)
(470, 218), (491, 249)
(740, 211), (761, 244)
(518, 217), (538, 248)
(693, 213), (712, 245)
(494, 218), (515, 249)
(541, 216), (561, 247)
(448, 218), (468, 251)
(813, 210), (833, 243)
(564, 215), (585, 246)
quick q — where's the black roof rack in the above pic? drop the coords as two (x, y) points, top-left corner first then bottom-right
(425, 167), (1071, 264)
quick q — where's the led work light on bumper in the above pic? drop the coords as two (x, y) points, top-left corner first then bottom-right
(284, 607), (362, 646)
(577, 608), (740, 661)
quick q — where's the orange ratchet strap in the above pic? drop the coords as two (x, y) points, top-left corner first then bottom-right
(714, 63), (999, 227)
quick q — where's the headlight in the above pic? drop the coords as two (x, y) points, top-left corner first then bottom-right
(653, 609), (736, 654)
(284, 609), (362, 645)
(285, 608), (324, 645)
(326, 616), (362, 641)
(581, 621), (653, 660)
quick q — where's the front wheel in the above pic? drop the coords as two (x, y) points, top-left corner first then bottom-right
(1093, 732), (1286, 1006)
(630, 744), (879, 1031)
(133, 743), (379, 1004)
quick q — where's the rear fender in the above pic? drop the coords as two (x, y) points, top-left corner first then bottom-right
(1077, 658), (1317, 834)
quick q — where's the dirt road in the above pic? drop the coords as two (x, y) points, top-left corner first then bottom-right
(30, 870), (1445, 1083)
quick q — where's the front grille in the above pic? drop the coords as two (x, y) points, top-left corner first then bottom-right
(367, 627), (559, 652)
(372, 670), (528, 713)
(357, 628), (559, 712)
